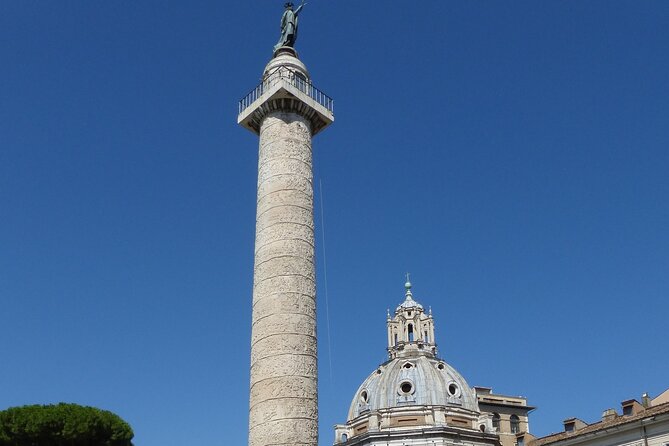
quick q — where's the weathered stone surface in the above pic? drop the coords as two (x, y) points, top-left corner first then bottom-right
(256, 203), (313, 233)
(260, 113), (312, 143)
(258, 157), (312, 185)
(249, 396), (318, 426)
(251, 332), (317, 364)
(251, 312), (316, 345)
(256, 189), (312, 212)
(250, 375), (317, 402)
(255, 238), (314, 266)
(260, 139), (313, 163)
(257, 173), (313, 201)
(252, 274), (315, 299)
(254, 221), (315, 252)
(253, 255), (315, 284)
(250, 352), (317, 381)
(252, 292), (316, 321)
(249, 110), (317, 446)
(248, 418), (318, 446)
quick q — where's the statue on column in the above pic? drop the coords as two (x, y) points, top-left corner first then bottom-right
(274, 1), (307, 53)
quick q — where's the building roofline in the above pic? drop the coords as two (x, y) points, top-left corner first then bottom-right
(478, 400), (536, 411)
(530, 402), (669, 446)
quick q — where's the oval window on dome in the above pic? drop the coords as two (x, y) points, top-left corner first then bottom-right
(447, 382), (459, 396)
(437, 363), (445, 370)
(360, 390), (368, 403)
(399, 381), (414, 395)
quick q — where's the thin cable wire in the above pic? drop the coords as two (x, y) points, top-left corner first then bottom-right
(319, 178), (334, 385)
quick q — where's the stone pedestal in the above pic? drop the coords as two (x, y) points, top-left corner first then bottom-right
(239, 51), (333, 446)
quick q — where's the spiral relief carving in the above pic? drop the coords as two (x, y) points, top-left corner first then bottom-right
(249, 111), (318, 446)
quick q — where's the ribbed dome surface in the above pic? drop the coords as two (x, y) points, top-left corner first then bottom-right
(347, 355), (479, 421)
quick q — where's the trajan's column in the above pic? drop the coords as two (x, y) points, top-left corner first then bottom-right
(237, 3), (334, 446)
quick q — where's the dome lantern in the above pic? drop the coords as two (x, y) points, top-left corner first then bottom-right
(387, 277), (436, 360)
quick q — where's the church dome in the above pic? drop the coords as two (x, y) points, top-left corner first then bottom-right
(347, 355), (479, 421)
(334, 279), (498, 446)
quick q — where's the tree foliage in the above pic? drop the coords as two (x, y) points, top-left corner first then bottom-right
(0, 403), (134, 446)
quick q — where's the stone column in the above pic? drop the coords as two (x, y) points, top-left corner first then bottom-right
(248, 112), (318, 446)
(238, 48), (333, 446)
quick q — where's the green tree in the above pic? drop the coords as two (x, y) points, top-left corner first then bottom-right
(0, 403), (134, 446)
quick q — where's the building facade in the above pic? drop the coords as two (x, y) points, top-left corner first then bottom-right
(528, 392), (669, 446)
(476, 387), (534, 446)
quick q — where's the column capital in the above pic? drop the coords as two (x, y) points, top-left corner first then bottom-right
(238, 54), (334, 136)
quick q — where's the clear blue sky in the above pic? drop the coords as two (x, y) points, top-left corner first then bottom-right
(1, 1), (668, 445)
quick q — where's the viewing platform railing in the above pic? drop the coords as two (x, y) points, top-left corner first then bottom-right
(238, 66), (334, 116)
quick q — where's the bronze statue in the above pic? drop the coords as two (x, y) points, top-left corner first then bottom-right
(274, 1), (307, 53)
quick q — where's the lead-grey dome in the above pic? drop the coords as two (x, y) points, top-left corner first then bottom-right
(347, 355), (479, 421)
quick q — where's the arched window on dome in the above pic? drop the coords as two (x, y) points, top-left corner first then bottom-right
(424, 330), (429, 343)
(492, 413), (501, 431)
(341, 433), (348, 442)
(394, 333), (398, 346)
(408, 324), (414, 342)
(510, 414), (520, 433)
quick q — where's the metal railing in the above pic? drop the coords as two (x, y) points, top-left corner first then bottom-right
(238, 66), (334, 115)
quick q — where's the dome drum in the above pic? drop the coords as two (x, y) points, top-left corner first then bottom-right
(335, 406), (501, 445)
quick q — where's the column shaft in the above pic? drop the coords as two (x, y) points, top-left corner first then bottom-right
(249, 111), (317, 446)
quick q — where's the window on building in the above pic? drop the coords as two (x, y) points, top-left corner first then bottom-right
(510, 415), (520, 433)
(408, 324), (414, 342)
(424, 331), (429, 342)
(492, 413), (500, 430)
